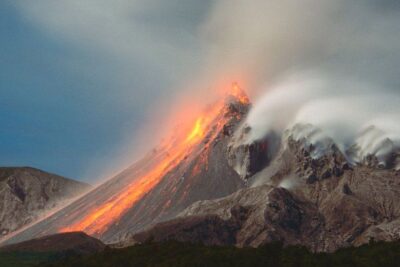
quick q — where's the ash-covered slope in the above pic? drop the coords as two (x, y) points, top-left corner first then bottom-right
(130, 123), (400, 252)
(2, 87), (250, 245)
(0, 167), (89, 238)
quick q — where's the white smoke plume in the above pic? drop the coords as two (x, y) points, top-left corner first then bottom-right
(244, 73), (400, 166)
(200, 0), (400, 165)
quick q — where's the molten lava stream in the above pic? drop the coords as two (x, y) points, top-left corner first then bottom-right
(60, 98), (229, 236)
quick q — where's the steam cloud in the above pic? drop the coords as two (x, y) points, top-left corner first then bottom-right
(199, 0), (400, 164)
(246, 74), (400, 165)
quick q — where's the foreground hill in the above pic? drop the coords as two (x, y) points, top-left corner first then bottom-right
(0, 232), (105, 267)
(0, 240), (395, 267)
(0, 232), (105, 254)
(0, 167), (90, 237)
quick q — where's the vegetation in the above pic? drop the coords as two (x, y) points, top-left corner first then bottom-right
(1, 240), (399, 267)
(0, 251), (60, 267)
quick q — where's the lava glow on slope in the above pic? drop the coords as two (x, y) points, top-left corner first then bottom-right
(60, 84), (248, 236)
(186, 118), (205, 142)
(231, 82), (250, 105)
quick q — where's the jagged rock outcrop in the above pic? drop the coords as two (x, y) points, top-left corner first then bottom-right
(227, 126), (280, 181)
(0, 167), (89, 237)
(129, 127), (400, 252)
(347, 125), (400, 170)
(133, 186), (324, 250)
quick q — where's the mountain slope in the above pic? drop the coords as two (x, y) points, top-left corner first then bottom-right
(2, 86), (250, 245)
(0, 167), (90, 237)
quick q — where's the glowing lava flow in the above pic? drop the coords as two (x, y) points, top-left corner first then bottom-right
(186, 118), (205, 142)
(60, 84), (248, 235)
(231, 82), (250, 105)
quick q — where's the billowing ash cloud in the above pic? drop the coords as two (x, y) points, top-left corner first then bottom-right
(200, 0), (400, 91)
(199, 0), (400, 166)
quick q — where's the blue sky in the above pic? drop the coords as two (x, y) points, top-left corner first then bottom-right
(0, 4), (131, 181)
(0, 1), (211, 181)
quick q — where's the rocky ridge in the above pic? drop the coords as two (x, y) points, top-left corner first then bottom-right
(130, 123), (400, 252)
(0, 167), (89, 237)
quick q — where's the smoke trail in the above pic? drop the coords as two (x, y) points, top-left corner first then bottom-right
(243, 72), (400, 167)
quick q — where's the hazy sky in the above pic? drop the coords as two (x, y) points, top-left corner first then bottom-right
(1, 0), (399, 181)
(0, 1), (212, 181)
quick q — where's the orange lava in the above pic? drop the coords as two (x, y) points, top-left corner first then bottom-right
(60, 83), (248, 235)
(186, 118), (205, 142)
(230, 82), (250, 105)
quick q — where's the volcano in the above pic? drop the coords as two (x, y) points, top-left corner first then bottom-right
(3, 84), (400, 252)
(2, 84), (251, 244)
